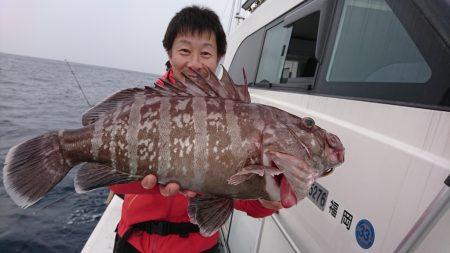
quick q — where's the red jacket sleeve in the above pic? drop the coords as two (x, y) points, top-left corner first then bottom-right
(111, 183), (275, 218)
(234, 200), (277, 218)
(110, 181), (160, 194)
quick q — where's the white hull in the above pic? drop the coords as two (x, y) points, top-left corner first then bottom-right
(221, 0), (450, 252)
(82, 196), (123, 253)
(222, 89), (450, 252)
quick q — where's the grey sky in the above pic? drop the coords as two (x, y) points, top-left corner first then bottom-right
(0, 0), (235, 75)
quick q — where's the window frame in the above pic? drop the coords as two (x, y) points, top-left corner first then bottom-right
(235, 0), (450, 111)
(251, 0), (335, 90)
(313, 0), (450, 111)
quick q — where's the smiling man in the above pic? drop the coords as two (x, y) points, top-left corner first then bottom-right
(111, 6), (282, 253)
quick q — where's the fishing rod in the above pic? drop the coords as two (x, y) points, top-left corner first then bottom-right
(65, 59), (93, 107)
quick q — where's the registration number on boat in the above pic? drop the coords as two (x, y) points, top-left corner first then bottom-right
(307, 181), (328, 211)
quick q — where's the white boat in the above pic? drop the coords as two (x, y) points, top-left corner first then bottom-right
(83, 0), (450, 252)
(82, 195), (123, 253)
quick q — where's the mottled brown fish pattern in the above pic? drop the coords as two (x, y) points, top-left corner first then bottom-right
(3, 68), (345, 236)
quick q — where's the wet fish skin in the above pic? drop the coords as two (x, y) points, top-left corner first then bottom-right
(2, 68), (345, 236)
(71, 96), (279, 198)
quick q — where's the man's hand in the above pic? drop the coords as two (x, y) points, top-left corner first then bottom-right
(141, 174), (197, 197)
(141, 175), (283, 211)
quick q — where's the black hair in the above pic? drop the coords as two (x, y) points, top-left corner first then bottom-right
(163, 5), (227, 58)
(165, 60), (171, 70)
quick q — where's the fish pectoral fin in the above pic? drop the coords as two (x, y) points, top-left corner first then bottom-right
(227, 165), (281, 185)
(188, 195), (234, 237)
(74, 163), (139, 193)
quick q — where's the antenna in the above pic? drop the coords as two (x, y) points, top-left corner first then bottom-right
(227, 0), (238, 35)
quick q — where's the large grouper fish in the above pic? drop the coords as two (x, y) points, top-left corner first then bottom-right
(3, 67), (345, 236)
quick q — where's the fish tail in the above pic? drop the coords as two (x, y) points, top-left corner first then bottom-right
(3, 131), (71, 208)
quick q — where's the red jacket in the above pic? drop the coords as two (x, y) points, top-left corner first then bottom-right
(155, 69), (176, 87)
(111, 70), (275, 253)
(111, 183), (275, 253)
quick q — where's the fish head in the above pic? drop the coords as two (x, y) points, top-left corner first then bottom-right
(262, 117), (345, 208)
(288, 117), (345, 172)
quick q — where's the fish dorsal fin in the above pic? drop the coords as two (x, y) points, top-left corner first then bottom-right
(160, 66), (251, 103)
(81, 87), (146, 126)
(237, 68), (251, 103)
(218, 66), (240, 100)
(185, 68), (219, 97)
(82, 67), (251, 125)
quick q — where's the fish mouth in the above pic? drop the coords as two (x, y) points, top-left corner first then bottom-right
(267, 160), (297, 209)
(266, 151), (318, 209)
(274, 173), (297, 208)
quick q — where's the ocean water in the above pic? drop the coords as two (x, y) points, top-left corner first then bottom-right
(0, 53), (159, 252)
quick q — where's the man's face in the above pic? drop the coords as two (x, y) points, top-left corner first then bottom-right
(169, 31), (219, 81)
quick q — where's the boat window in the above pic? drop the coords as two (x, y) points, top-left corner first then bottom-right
(255, 22), (293, 85)
(228, 28), (266, 84)
(326, 0), (431, 83)
(229, 0), (450, 110)
(283, 12), (320, 81)
(255, 11), (320, 89)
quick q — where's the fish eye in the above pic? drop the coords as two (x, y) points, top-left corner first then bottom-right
(302, 117), (315, 129)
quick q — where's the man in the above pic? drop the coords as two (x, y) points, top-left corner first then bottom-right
(111, 6), (281, 253)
